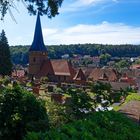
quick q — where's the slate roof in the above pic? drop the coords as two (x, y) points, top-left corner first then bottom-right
(29, 13), (47, 52)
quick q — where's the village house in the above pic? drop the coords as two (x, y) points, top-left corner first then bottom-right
(88, 67), (120, 82)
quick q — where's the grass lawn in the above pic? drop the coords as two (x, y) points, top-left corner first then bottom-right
(113, 92), (140, 111)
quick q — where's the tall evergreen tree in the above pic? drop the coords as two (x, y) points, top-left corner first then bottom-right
(0, 30), (12, 75)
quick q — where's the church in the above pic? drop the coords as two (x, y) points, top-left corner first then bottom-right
(28, 13), (86, 84)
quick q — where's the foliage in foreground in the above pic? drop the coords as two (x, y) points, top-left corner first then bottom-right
(45, 84), (129, 128)
(0, 0), (63, 19)
(24, 111), (140, 140)
(45, 100), (67, 128)
(0, 85), (49, 140)
(65, 88), (94, 121)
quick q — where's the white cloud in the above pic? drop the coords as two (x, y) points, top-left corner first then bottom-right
(77, 0), (118, 5)
(60, 0), (118, 12)
(42, 22), (140, 45)
(43, 28), (58, 36)
(74, 0), (103, 6)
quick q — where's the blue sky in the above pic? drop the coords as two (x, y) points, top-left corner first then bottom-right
(0, 0), (140, 45)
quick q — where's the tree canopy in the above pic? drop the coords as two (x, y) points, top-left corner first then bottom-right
(0, 0), (63, 19)
(0, 85), (49, 140)
(10, 44), (140, 65)
(0, 30), (12, 75)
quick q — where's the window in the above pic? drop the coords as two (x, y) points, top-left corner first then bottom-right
(64, 76), (66, 81)
(33, 57), (36, 62)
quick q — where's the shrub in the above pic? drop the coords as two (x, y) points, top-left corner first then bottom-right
(24, 111), (140, 140)
(0, 85), (49, 140)
(65, 88), (94, 121)
(45, 100), (67, 128)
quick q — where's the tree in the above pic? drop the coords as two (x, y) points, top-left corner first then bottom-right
(115, 60), (130, 69)
(0, 85), (49, 140)
(40, 76), (49, 84)
(0, 30), (12, 76)
(65, 88), (94, 121)
(90, 81), (113, 110)
(0, 0), (63, 20)
(100, 53), (111, 65)
(10, 44), (140, 65)
(45, 100), (67, 128)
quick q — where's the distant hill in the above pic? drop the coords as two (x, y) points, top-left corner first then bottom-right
(10, 44), (140, 65)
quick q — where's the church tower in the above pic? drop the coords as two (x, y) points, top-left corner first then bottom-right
(29, 13), (48, 76)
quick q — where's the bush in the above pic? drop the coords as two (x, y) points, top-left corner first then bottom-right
(65, 88), (94, 121)
(45, 100), (67, 128)
(0, 85), (49, 140)
(40, 76), (48, 84)
(24, 111), (140, 140)
(90, 81), (113, 109)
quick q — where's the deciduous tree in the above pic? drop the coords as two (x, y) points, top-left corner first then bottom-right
(0, 0), (64, 19)
(0, 85), (49, 140)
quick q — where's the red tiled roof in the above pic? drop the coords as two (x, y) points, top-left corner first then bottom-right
(120, 76), (136, 86)
(73, 68), (86, 81)
(89, 68), (119, 81)
(51, 60), (76, 77)
(37, 59), (54, 77)
(37, 59), (76, 77)
(99, 73), (108, 80)
(81, 67), (94, 77)
(121, 69), (140, 78)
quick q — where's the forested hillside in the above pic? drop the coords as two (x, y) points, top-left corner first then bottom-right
(10, 44), (140, 65)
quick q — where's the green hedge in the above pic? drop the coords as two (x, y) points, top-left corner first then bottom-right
(24, 111), (140, 140)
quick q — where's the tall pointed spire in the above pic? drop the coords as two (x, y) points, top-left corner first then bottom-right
(29, 12), (47, 52)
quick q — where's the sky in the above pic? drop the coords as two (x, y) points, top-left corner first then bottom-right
(0, 0), (140, 46)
